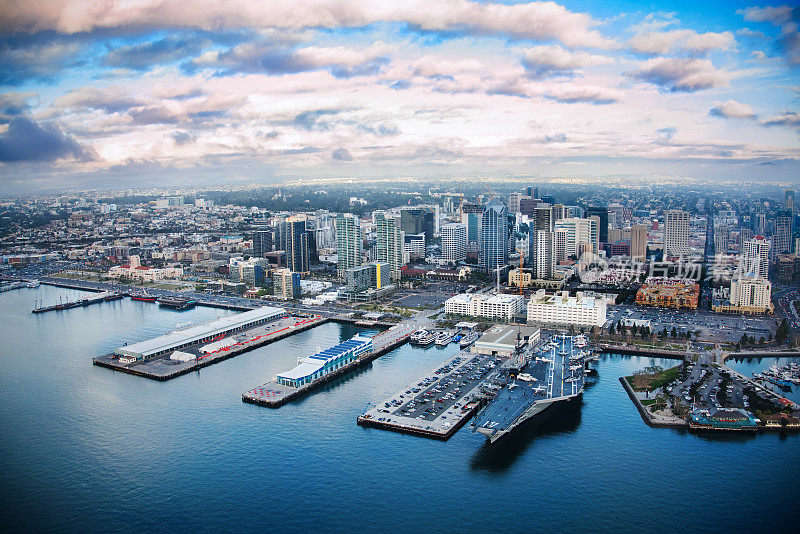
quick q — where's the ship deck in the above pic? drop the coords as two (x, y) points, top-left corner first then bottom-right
(472, 335), (587, 440)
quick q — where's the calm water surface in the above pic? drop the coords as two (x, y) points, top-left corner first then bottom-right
(2, 285), (799, 532)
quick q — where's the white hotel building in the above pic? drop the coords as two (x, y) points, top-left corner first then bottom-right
(526, 290), (607, 328)
(445, 293), (525, 322)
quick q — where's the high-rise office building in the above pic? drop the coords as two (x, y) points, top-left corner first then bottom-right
(252, 230), (273, 258)
(461, 202), (483, 251)
(285, 216), (310, 273)
(400, 207), (434, 243)
(714, 225), (730, 255)
(375, 211), (404, 281)
(530, 229), (554, 280)
(336, 213), (362, 280)
(508, 193), (524, 214)
(630, 225), (647, 261)
(664, 209), (690, 257)
(554, 217), (594, 258)
(740, 235), (771, 278)
(525, 186), (539, 199)
(774, 209), (793, 258)
(480, 198), (509, 274)
(553, 227), (568, 263)
(585, 207), (609, 243)
(441, 222), (467, 263)
(786, 190), (795, 212)
(531, 204), (554, 234)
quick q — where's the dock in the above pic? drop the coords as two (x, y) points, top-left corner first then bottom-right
(93, 313), (326, 380)
(242, 323), (415, 408)
(357, 349), (507, 440)
(32, 291), (123, 313)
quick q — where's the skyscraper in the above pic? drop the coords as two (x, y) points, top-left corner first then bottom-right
(630, 225), (647, 261)
(714, 225), (730, 255)
(441, 222), (467, 263)
(375, 211), (404, 281)
(530, 229), (554, 280)
(525, 186), (539, 199)
(336, 213), (362, 280)
(400, 207), (434, 243)
(740, 235), (771, 278)
(480, 198), (508, 274)
(285, 216), (310, 273)
(664, 209), (690, 257)
(585, 207), (609, 243)
(554, 217), (594, 258)
(774, 209), (792, 258)
(786, 190), (795, 212)
(461, 202), (483, 252)
(508, 192), (524, 214)
(252, 229), (273, 258)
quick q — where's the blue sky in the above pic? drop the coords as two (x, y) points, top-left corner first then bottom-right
(0, 0), (798, 193)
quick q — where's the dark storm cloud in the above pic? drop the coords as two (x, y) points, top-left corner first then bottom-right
(0, 117), (91, 162)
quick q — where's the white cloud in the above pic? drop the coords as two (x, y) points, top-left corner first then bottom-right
(2, 0), (616, 48)
(629, 29), (735, 55)
(631, 57), (729, 92)
(521, 45), (613, 78)
(737, 5), (795, 25)
(709, 100), (756, 119)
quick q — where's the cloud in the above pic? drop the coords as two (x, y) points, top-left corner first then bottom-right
(358, 123), (399, 136)
(184, 41), (389, 78)
(0, 92), (37, 121)
(103, 35), (208, 70)
(760, 111), (800, 128)
(0, 36), (84, 85)
(544, 84), (623, 104)
(55, 86), (142, 113)
(293, 109), (342, 131)
(709, 100), (756, 119)
(737, 5), (795, 25)
(0, 117), (91, 162)
(332, 147), (353, 161)
(1, 0), (616, 48)
(171, 131), (195, 145)
(737, 5), (800, 66)
(656, 127), (677, 142)
(521, 45), (612, 79)
(631, 57), (728, 92)
(628, 29), (735, 55)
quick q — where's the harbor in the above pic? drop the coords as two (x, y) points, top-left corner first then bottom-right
(242, 322), (415, 407)
(93, 306), (326, 380)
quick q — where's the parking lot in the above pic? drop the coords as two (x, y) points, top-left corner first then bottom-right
(670, 362), (749, 411)
(607, 305), (778, 343)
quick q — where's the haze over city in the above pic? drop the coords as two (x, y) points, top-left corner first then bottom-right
(1, 0), (799, 193)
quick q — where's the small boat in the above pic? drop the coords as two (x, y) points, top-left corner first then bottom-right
(130, 292), (156, 302)
(417, 331), (437, 345)
(459, 331), (480, 348)
(435, 331), (455, 346)
(410, 329), (428, 344)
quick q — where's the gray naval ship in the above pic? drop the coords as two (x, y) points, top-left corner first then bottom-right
(471, 333), (591, 443)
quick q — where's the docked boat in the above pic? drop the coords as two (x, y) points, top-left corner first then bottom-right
(416, 331), (436, 345)
(435, 330), (455, 346)
(459, 331), (480, 349)
(26, 280), (40, 288)
(410, 329), (429, 344)
(157, 295), (197, 310)
(130, 292), (156, 302)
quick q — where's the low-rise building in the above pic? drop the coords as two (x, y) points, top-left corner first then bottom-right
(526, 290), (606, 328)
(273, 269), (301, 300)
(444, 293), (525, 322)
(635, 277), (699, 309)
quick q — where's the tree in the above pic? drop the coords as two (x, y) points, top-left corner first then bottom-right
(740, 333), (748, 347)
(776, 319), (789, 344)
(671, 326), (677, 338)
(609, 322), (615, 335)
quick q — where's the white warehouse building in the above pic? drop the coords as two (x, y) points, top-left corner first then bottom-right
(445, 293), (525, 322)
(526, 290), (606, 328)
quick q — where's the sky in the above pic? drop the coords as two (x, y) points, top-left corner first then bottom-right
(0, 0), (799, 194)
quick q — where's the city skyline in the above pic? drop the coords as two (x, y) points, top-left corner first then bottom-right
(1, 0), (800, 193)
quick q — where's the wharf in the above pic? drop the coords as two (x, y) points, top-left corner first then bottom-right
(33, 291), (123, 313)
(242, 323), (415, 408)
(357, 349), (507, 440)
(93, 315), (327, 381)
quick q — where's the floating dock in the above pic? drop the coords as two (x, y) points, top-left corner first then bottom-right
(32, 291), (123, 313)
(93, 308), (325, 380)
(242, 323), (415, 408)
(357, 349), (508, 440)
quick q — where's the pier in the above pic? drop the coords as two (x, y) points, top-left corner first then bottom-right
(357, 349), (506, 440)
(32, 291), (123, 313)
(93, 309), (326, 380)
(242, 323), (415, 408)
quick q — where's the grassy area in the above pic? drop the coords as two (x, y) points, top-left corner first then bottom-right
(640, 399), (657, 406)
(626, 364), (682, 392)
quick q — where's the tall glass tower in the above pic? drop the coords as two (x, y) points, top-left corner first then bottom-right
(480, 198), (508, 274)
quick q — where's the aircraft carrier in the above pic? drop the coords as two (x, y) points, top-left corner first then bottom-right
(471, 333), (591, 444)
